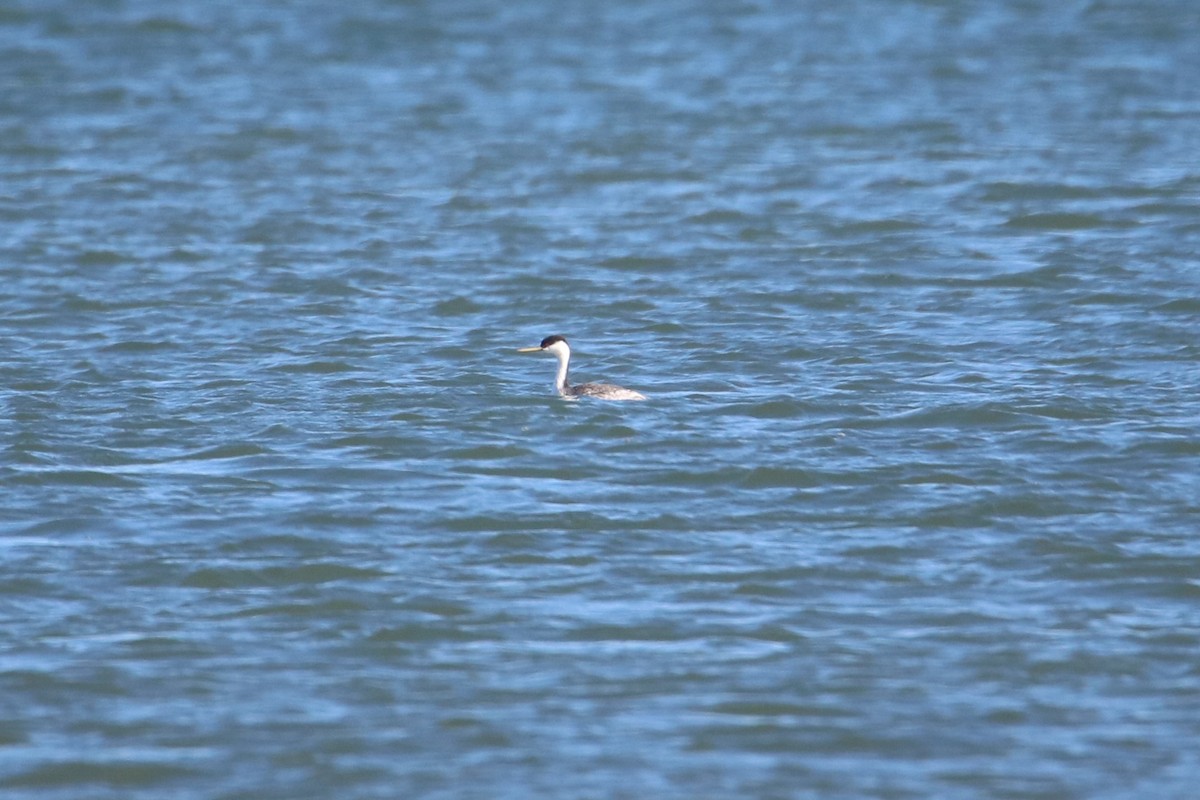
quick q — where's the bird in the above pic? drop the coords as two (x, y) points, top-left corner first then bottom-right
(517, 335), (647, 401)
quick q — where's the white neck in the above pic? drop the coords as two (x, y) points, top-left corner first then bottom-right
(546, 341), (572, 394)
(553, 348), (570, 394)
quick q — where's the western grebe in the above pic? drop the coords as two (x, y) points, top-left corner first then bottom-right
(517, 335), (647, 401)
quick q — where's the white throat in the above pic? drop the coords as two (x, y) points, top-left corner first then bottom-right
(546, 340), (572, 394)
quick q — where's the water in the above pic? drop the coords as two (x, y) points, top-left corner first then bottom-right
(3, 1), (1200, 797)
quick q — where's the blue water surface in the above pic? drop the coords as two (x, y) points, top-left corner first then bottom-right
(3, 1), (1200, 798)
